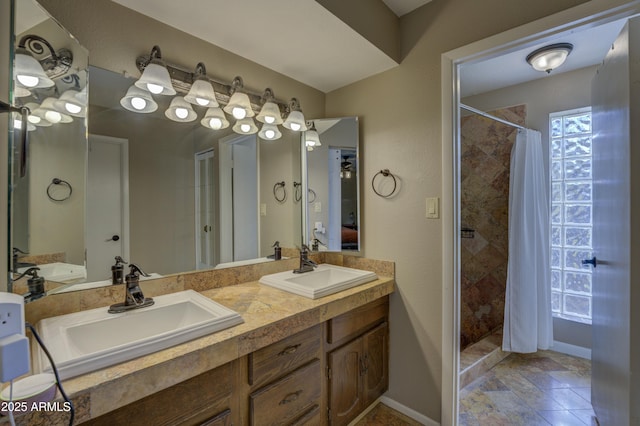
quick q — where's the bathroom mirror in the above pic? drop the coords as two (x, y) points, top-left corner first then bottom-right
(303, 117), (360, 252)
(9, 0), (302, 292)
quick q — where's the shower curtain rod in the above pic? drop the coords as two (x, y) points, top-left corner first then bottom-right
(460, 103), (527, 131)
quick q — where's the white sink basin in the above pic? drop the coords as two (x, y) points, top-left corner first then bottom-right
(259, 264), (378, 299)
(34, 290), (243, 380)
(18, 262), (86, 283)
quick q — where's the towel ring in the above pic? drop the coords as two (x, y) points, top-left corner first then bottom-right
(372, 169), (397, 198)
(307, 188), (317, 203)
(273, 181), (286, 203)
(46, 178), (73, 202)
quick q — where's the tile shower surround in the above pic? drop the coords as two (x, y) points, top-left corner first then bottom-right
(460, 105), (526, 349)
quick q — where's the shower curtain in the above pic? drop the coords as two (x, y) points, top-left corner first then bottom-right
(502, 128), (553, 353)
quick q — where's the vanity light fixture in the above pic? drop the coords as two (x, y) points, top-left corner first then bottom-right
(201, 106), (230, 130)
(283, 98), (307, 132)
(526, 43), (573, 74)
(135, 46), (176, 95)
(165, 96), (197, 122)
(232, 117), (259, 135)
(25, 102), (52, 127)
(54, 90), (86, 117)
(14, 35), (72, 89)
(184, 63), (219, 107)
(258, 123), (282, 141)
(223, 76), (254, 120)
(12, 113), (36, 132)
(38, 97), (73, 124)
(120, 85), (158, 113)
(256, 88), (283, 125)
(341, 156), (353, 179)
(304, 121), (320, 147)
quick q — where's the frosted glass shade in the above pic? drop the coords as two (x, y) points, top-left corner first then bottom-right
(283, 110), (307, 131)
(185, 79), (219, 107)
(54, 90), (86, 117)
(201, 107), (230, 130)
(258, 123), (282, 141)
(25, 103), (52, 127)
(15, 86), (32, 98)
(526, 43), (573, 73)
(39, 98), (73, 123)
(165, 96), (197, 122)
(256, 101), (283, 125)
(15, 50), (54, 89)
(135, 61), (176, 95)
(223, 91), (254, 119)
(304, 128), (320, 147)
(232, 117), (258, 135)
(120, 85), (158, 113)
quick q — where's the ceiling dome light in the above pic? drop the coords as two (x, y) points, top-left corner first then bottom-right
(135, 46), (176, 95)
(526, 43), (573, 74)
(39, 97), (72, 124)
(283, 98), (307, 132)
(185, 63), (219, 108)
(223, 76), (255, 120)
(54, 89), (86, 117)
(201, 106), (230, 130)
(120, 85), (158, 113)
(258, 123), (282, 141)
(232, 117), (258, 135)
(165, 96), (197, 122)
(256, 88), (283, 125)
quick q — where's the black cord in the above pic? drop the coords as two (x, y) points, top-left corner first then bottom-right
(25, 323), (75, 426)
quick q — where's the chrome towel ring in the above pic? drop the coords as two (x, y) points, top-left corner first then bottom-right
(372, 169), (398, 198)
(46, 178), (73, 202)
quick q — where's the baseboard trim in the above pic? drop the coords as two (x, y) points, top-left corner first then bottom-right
(552, 340), (591, 360)
(379, 396), (440, 426)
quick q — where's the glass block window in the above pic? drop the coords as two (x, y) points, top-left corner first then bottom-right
(550, 108), (592, 324)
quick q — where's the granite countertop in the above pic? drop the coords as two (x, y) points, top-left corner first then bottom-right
(28, 273), (395, 423)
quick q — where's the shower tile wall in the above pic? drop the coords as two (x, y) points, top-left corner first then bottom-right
(460, 105), (526, 350)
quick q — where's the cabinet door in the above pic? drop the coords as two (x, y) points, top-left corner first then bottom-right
(363, 322), (388, 406)
(328, 338), (364, 426)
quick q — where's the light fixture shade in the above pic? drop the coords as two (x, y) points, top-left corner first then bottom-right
(75, 85), (88, 104)
(224, 91), (254, 119)
(39, 97), (73, 123)
(120, 85), (158, 113)
(54, 89), (86, 117)
(283, 110), (307, 131)
(201, 107), (230, 130)
(165, 96), (197, 122)
(258, 123), (282, 141)
(25, 102), (52, 127)
(13, 113), (36, 132)
(305, 122), (320, 146)
(232, 117), (258, 135)
(526, 43), (573, 73)
(185, 79), (219, 107)
(14, 49), (55, 89)
(135, 61), (176, 95)
(14, 86), (32, 98)
(256, 100), (283, 125)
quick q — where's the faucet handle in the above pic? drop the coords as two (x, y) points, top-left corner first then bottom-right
(13, 247), (28, 256)
(272, 241), (280, 248)
(114, 256), (127, 265)
(128, 263), (150, 278)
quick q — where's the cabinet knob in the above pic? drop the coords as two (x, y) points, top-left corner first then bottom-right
(279, 390), (302, 405)
(278, 344), (301, 356)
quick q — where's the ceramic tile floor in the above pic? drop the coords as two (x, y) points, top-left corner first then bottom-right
(354, 403), (423, 426)
(459, 350), (597, 425)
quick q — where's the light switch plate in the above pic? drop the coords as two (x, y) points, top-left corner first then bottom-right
(314, 202), (322, 213)
(260, 203), (267, 216)
(426, 197), (439, 219)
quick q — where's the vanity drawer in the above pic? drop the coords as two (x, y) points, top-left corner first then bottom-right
(328, 296), (388, 344)
(249, 360), (321, 426)
(249, 324), (321, 387)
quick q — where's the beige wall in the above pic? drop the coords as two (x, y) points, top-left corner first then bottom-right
(325, 0), (589, 420)
(1, 0), (11, 291)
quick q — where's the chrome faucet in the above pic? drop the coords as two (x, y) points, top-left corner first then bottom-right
(108, 263), (154, 313)
(293, 245), (317, 274)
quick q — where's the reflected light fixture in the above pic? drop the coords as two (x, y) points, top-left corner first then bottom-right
(304, 121), (320, 147)
(283, 98), (307, 131)
(340, 156), (353, 179)
(184, 63), (219, 107)
(233, 117), (258, 134)
(201, 106), (230, 130)
(14, 34), (72, 89)
(165, 96), (197, 122)
(12, 113), (36, 132)
(258, 123), (282, 141)
(256, 88), (283, 125)
(526, 43), (573, 74)
(224, 76), (255, 119)
(120, 85), (158, 113)
(54, 89), (86, 117)
(135, 46), (176, 95)
(24, 102), (51, 127)
(38, 98), (73, 124)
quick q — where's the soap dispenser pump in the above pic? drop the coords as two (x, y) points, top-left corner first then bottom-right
(271, 241), (281, 260)
(111, 256), (127, 284)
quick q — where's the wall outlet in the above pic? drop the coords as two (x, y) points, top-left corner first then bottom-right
(0, 293), (24, 339)
(0, 293), (30, 382)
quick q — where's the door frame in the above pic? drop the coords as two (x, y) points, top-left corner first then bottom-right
(194, 148), (215, 270)
(440, 1), (640, 424)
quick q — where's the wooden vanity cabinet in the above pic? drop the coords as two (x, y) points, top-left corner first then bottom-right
(326, 297), (389, 426)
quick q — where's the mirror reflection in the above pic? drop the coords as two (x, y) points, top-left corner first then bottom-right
(304, 117), (360, 252)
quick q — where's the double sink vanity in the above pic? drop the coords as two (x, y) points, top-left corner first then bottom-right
(15, 253), (394, 426)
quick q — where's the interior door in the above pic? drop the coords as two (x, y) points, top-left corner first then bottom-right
(86, 134), (129, 282)
(590, 18), (640, 425)
(195, 149), (215, 269)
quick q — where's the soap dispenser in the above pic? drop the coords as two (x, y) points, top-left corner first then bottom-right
(271, 241), (282, 260)
(111, 256), (127, 284)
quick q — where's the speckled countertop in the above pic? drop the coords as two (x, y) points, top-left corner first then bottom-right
(8, 254), (394, 425)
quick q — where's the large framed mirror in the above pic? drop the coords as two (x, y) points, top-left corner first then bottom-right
(9, 0), (303, 294)
(303, 117), (360, 252)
